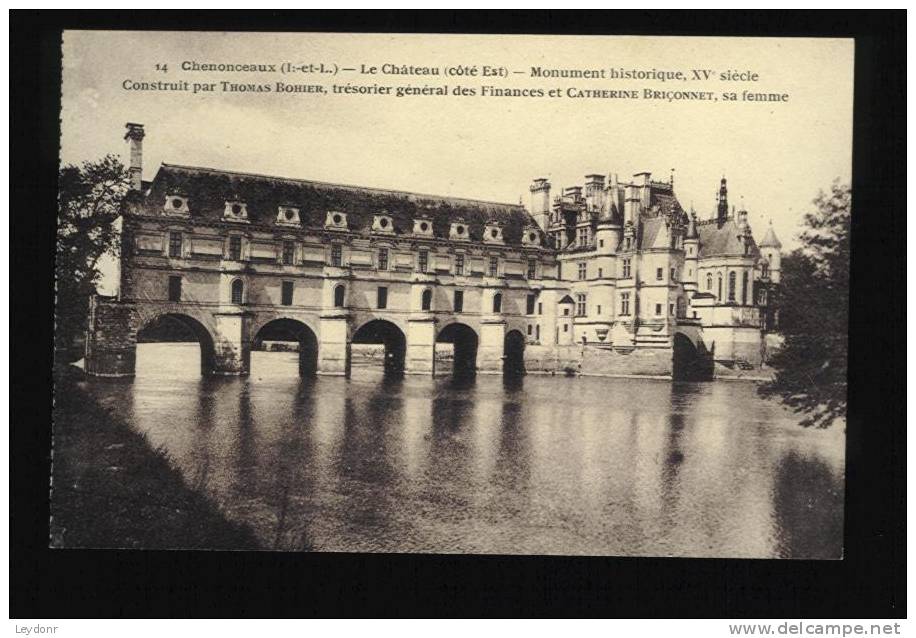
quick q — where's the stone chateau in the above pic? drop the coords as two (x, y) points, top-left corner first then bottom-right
(85, 123), (782, 380)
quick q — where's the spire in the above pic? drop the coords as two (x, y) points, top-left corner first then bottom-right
(686, 209), (698, 240)
(717, 176), (728, 226)
(759, 220), (782, 249)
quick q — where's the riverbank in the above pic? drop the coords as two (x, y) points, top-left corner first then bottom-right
(51, 367), (261, 550)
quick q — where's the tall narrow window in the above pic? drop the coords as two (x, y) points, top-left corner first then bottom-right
(576, 294), (587, 317)
(330, 244), (342, 267)
(454, 290), (464, 313)
(578, 262), (587, 280)
(620, 292), (630, 316)
(622, 258), (631, 278)
(282, 241), (295, 265)
(706, 273), (713, 291)
(167, 275), (181, 302)
(334, 284), (345, 308)
(717, 274), (723, 301)
(229, 236), (242, 260)
(492, 293), (502, 313)
(656, 267), (663, 280)
(670, 267), (676, 281)
(741, 271), (749, 305)
(377, 247), (389, 271)
(535, 325), (540, 341)
(231, 279), (244, 304)
(281, 281), (294, 306)
(488, 255), (499, 277)
(527, 258), (537, 279)
(655, 303), (663, 316)
(421, 289), (432, 311)
(455, 253), (465, 276)
(526, 294), (536, 315)
(728, 271), (736, 302)
(377, 286), (388, 309)
(418, 249), (429, 273)
(168, 231), (182, 258)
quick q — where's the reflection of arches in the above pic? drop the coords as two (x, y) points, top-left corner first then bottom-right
(672, 333), (713, 381)
(231, 278), (244, 304)
(503, 329), (526, 377)
(352, 319), (406, 375)
(334, 284), (346, 308)
(421, 288), (433, 311)
(136, 313), (216, 376)
(253, 318), (318, 376)
(437, 322), (478, 377)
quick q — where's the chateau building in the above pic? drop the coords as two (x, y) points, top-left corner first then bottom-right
(85, 123), (781, 380)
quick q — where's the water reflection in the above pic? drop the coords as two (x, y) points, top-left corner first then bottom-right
(84, 343), (845, 557)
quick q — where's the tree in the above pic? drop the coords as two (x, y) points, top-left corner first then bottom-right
(55, 155), (130, 362)
(760, 181), (850, 427)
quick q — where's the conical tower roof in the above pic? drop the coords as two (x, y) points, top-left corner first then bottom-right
(759, 221), (782, 249)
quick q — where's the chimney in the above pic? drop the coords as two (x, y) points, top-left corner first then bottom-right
(124, 122), (145, 191)
(529, 178), (551, 232)
(585, 174), (606, 212)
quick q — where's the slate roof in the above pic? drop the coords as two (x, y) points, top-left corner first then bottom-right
(758, 223), (782, 249)
(135, 163), (542, 246)
(696, 219), (760, 258)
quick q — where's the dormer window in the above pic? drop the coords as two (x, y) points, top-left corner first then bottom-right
(413, 217), (434, 237)
(223, 198), (249, 222)
(449, 219), (469, 241)
(372, 213), (395, 234)
(164, 194), (190, 216)
(325, 211), (348, 230)
(276, 205), (301, 227)
(483, 222), (504, 244)
(521, 225), (540, 247)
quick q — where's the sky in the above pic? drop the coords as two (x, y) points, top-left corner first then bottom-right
(62, 31), (854, 286)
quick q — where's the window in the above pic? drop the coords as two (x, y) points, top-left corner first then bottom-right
(231, 279), (244, 304)
(527, 258), (537, 279)
(622, 258), (631, 278)
(706, 273), (713, 291)
(599, 239), (604, 248)
(578, 262), (587, 280)
(576, 294), (587, 317)
(717, 274), (723, 301)
(742, 271), (749, 305)
(535, 325), (540, 341)
(488, 255), (499, 277)
(454, 290), (464, 313)
(331, 244), (342, 267)
(655, 303), (662, 316)
(564, 324), (569, 332)
(624, 237), (631, 250)
(492, 293), (502, 313)
(282, 241), (295, 265)
(377, 287), (388, 309)
(728, 271), (737, 302)
(598, 268), (603, 278)
(669, 303), (674, 316)
(168, 231), (182, 258)
(596, 305), (602, 315)
(377, 247), (389, 271)
(538, 302), (543, 315)
(677, 297), (686, 317)
(656, 267), (663, 280)
(334, 284), (345, 308)
(761, 262), (769, 278)
(758, 289), (767, 305)
(418, 249), (429, 273)
(526, 294), (536, 315)
(620, 292), (630, 316)
(421, 289), (432, 311)
(578, 227), (589, 246)
(229, 236), (242, 260)
(281, 281), (294, 306)
(455, 253), (465, 276)
(527, 325), (533, 336)
(670, 267), (676, 281)
(167, 275), (181, 302)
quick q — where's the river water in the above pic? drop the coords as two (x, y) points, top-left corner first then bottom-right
(83, 343), (845, 558)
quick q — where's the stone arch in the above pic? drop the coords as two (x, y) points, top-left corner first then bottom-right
(135, 311), (217, 376)
(436, 322), (479, 377)
(503, 329), (526, 377)
(672, 332), (713, 382)
(352, 318), (406, 376)
(253, 318), (319, 376)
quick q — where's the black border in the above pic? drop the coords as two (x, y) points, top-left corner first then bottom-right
(11, 10), (905, 618)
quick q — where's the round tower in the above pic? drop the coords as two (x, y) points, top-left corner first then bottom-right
(683, 209), (700, 294)
(758, 221), (783, 283)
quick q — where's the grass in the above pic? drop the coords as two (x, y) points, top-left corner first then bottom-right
(50, 367), (261, 550)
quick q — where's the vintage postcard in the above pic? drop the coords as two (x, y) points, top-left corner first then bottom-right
(53, 31), (852, 557)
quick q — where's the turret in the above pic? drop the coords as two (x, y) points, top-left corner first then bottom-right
(529, 178), (551, 232)
(759, 221), (783, 283)
(716, 177), (729, 227)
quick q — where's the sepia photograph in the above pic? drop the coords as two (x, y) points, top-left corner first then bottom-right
(50, 30), (853, 559)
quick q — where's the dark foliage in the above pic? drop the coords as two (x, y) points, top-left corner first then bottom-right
(55, 155), (129, 361)
(759, 181), (850, 427)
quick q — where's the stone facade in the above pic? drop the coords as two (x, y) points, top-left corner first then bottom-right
(85, 123), (782, 380)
